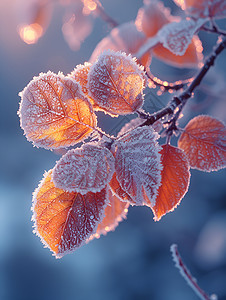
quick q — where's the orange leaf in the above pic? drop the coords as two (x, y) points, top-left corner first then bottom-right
(157, 18), (207, 56)
(32, 170), (108, 258)
(89, 188), (129, 240)
(178, 115), (226, 172)
(88, 50), (146, 116)
(89, 22), (151, 67)
(152, 35), (203, 68)
(152, 144), (190, 221)
(135, 0), (171, 38)
(52, 143), (115, 194)
(109, 172), (136, 205)
(113, 126), (162, 206)
(18, 71), (96, 149)
(68, 63), (103, 111)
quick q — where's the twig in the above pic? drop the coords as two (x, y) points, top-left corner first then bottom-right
(141, 37), (226, 127)
(201, 26), (226, 36)
(170, 244), (217, 300)
(146, 69), (193, 92)
(95, 0), (118, 28)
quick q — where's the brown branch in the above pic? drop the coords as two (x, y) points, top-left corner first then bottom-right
(146, 69), (193, 92)
(170, 244), (216, 300)
(95, 1), (118, 28)
(141, 37), (226, 127)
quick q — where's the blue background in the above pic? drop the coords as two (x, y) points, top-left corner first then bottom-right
(0, 1), (226, 299)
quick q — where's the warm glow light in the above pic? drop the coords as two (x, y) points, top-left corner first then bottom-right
(82, 0), (97, 15)
(19, 23), (43, 44)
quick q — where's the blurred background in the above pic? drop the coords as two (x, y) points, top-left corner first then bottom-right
(0, 0), (226, 299)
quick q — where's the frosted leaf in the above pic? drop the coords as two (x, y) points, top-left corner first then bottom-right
(153, 34), (203, 68)
(178, 115), (226, 172)
(88, 50), (146, 116)
(18, 71), (96, 149)
(113, 126), (162, 207)
(32, 170), (108, 258)
(157, 18), (207, 56)
(89, 22), (151, 67)
(153, 145), (190, 221)
(88, 188), (129, 241)
(52, 143), (115, 194)
(68, 62), (103, 111)
(68, 62), (91, 96)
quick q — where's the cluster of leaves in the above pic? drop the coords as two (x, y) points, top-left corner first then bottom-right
(18, 0), (226, 258)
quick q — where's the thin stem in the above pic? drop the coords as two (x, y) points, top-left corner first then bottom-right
(95, 0), (118, 28)
(141, 37), (226, 127)
(146, 69), (193, 92)
(170, 244), (216, 300)
(201, 26), (226, 36)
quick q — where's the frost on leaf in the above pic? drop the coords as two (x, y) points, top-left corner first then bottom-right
(89, 22), (151, 67)
(153, 35), (203, 68)
(153, 145), (190, 221)
(89, 188), (129, 240)
(178, 115), (226, 172)
(68, 63), (92, 96)
(68, 63), (107, 112)
(32, 170), (108, 258)
(135, 0), (203, 68)
(173, 0), (226, 19)
(18, 71), (96, 149)
(157, 18), (207, 56)
(113, 126), (162, 207)
(52, 143), (115, 194)
(88, 50), (146, 116)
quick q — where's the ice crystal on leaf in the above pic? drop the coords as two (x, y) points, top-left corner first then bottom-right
(112, 126), (162, 207)
(52, 143), (115, 194)
(178, 115), (226, 172)
(153, 145), (191, 221)
(157, 18), (207, 56)
(18, 71), (96, 149)
(135, 0), (204, 68)
(88, 50), (146, 116)
(32, 170), (108, 258)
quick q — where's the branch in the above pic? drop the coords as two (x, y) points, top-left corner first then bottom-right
(146, 69), (193, 92)
(141, 37), (226, 127)
(95, 0), (118, 28)
(170, 244), (217, 300)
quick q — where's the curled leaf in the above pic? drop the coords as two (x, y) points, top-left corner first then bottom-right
(88, 50), (146, 116)
(18, 71), (96, 149)
(113, 126), (162, 206)
(32, 170), (108, 258)
(153, 145), (190, 221)
(178, 115), (226, 172)
(53, 143), (115, 194)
